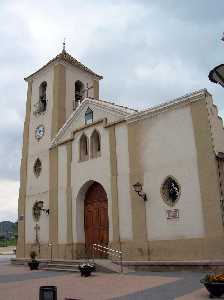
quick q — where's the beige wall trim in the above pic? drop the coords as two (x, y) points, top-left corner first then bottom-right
(104, 118), (126, 128)
(48, 63), (66, 258)
(108, 126), (120, 243)
(190, 97), (223, 237)
(127, 122), (149, 259)
(93, 80), (99, 99)
(53, 138), (74, 148)
(51, 119), (107, 149)
(25, 236), (224, 261)
(52, 64), (66, 139)
(49, 147), (59, 258)
(52, 119), (127, 149)
(127, 89), (209, 124)
(66, 142), (73, 254)
(25, 242), (86, 260)
(72, 118), (107, 137)
(149, 236), (224, 260)
(17, 80), (33, 258)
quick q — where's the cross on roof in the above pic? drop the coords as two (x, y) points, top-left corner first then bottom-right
(83, 83), (94, 98)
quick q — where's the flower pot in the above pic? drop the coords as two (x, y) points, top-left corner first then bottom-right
(201, 278), (224, 298)
(28, 260), (39, 270)
(78, 264), (96, 277)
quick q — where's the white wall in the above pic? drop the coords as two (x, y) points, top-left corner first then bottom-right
(25, 67), (53, 243)
(138, 106), (205, 240)
(58, 145), (67, 243)
(58, 102), (126, 146)
(71, 123), (113, 243)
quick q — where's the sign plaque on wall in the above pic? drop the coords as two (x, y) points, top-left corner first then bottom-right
(19, 215), (24, 221)
(166, 209), (179, 220)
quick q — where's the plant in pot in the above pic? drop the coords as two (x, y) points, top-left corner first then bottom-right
(28, 250), (39, 270)
(201, 273), (224, 298)
(78, 263), (96, 277)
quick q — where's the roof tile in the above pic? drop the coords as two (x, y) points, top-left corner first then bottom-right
(24, 50), (103, 81)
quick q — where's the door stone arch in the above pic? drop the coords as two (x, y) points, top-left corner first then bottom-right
(84, 182), (109, 255)
(75, 180), (109, 257)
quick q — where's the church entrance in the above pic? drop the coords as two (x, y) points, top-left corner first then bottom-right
(84, 182), (109, 257)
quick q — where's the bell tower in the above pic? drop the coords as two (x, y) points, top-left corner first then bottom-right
(17, 47), (103, 258)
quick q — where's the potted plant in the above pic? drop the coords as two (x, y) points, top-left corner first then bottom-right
(201, 273), (224, 298)
(28, 250), (39, 270)
(78, 263), (96, 277)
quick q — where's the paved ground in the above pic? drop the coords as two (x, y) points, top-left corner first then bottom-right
(0, 256), (218, 299)
(0, 246), (15, 255)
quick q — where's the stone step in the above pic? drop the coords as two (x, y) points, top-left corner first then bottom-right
(47, 263), (80, 269)
(42, 267), (79, 273)
(46, 260), (88, 265)
(113, 260), (224, 272)
(43, 261), (124, 274)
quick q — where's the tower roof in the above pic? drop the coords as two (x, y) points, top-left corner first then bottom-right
(24, 50), (103, 81)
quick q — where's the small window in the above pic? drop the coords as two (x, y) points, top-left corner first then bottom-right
(33, 158), (42, 177)
(161, 176), (180, 207)
(85, 107), (93, 125)
(79, 134), (89, 161)
(90, 130), (101, 158)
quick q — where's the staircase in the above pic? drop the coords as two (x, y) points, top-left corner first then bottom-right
(40, 259), (131, 274)
(40, 260), (86, 273)
(94, 259), (132, 273)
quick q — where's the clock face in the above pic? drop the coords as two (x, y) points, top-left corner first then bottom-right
(35, 125), (45, 140)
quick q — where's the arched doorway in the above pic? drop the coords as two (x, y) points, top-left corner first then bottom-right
(84, 182), (109, 256)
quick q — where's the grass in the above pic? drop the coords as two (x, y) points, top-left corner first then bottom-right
(0, 239), (16, 247)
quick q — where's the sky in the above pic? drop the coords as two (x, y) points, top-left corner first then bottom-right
(0, 0), (224, 222)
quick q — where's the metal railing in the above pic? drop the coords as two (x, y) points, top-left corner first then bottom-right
(92, 243), (123, 273)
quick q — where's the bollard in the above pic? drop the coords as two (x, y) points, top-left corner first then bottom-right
(39, 286), (57, 300)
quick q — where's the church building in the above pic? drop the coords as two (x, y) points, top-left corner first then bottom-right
(17, 47), (224, 261)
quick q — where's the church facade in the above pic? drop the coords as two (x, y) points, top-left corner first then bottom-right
(17, 49), (224, 261)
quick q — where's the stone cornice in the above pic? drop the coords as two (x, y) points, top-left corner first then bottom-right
(50, 98), (134, 148)
(126, 89), (209, 124)
(50, 118), (107, 149)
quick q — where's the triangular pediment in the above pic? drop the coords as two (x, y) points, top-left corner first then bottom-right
(50, 98), (136, 148)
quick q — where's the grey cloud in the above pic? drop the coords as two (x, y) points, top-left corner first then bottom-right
(1, 0), (224, 185)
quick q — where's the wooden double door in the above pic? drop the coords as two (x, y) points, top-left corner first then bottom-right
(84, 182), (109, 256)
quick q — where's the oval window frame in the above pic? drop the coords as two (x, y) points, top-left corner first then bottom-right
(161, 176), (181, 207)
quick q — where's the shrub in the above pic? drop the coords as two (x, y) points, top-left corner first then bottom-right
(30, 250), (37, 261)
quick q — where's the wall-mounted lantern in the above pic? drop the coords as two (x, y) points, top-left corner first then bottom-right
(208, 64), (224, 88)
(208, 33), (224, 88)
(132, 182), (147, 201)
(36, 201), (50, 215)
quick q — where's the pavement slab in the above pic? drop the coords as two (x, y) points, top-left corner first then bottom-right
(0, 256), (215, 300)
(0, 272), (179, 300)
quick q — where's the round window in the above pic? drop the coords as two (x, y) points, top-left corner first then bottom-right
(161, 176), (180, 207)
(33, 158), (42, 177)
